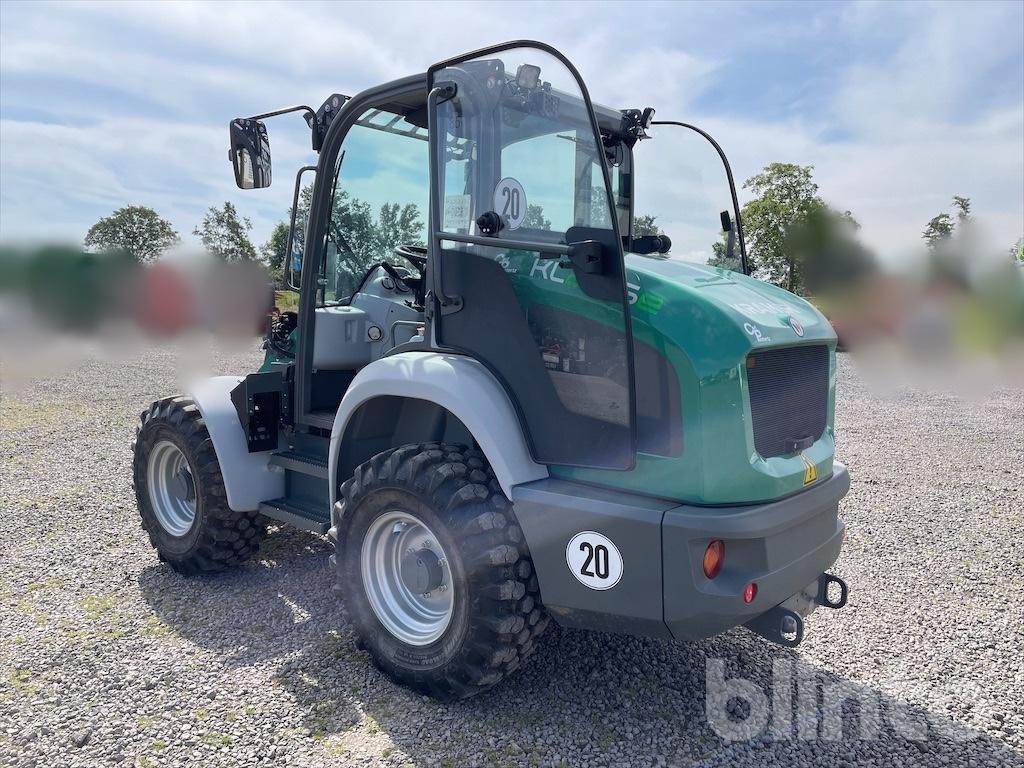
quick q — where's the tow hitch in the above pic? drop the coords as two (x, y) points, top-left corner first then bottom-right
(745, 573), (848, 648)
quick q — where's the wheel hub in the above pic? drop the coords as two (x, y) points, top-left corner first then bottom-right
(360, 511), (453, 646)
(168, 467), (196, 503)
(147, 440), (197, 537)
(400, 548), (444, 594)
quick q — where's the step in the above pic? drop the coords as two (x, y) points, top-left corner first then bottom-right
(259, 497), (331, 534)
(269, 450), (329, 479)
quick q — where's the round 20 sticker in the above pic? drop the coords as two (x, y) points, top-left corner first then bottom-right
(566, 531), (623, 590)
(493, 177), (527, 230)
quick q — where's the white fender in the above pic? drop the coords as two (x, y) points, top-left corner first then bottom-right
(329, 352), (547, 504)
(187, 376), (284, 511)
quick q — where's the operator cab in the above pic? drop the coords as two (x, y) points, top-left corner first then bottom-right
(228, 46), (748, 458)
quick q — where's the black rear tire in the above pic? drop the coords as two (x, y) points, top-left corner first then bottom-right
(336, 442), (549, 701)
(133, 396), (266, 575)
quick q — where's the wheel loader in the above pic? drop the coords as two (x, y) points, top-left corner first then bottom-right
(133, 41), (850, 700)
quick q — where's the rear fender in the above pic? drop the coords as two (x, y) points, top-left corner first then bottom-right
(187, 376), (284, 511)
(328, 352), (547, 506)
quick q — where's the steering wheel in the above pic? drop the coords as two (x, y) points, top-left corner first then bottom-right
(389, 244), (428, 308)
(392, 244), (427, 275)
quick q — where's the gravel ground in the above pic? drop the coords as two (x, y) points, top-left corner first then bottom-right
(1, 347), (1022, 768)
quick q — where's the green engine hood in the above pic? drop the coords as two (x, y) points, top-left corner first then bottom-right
(624, 255), (836, 369)
(551, 255), (838, 505)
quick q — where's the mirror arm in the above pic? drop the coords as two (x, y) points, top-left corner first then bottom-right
(248, 105), (317, 122)
(248, 104), (337, 152)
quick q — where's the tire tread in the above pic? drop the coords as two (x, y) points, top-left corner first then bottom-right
(338, 442), (550, 701)
(132, 396), (266, 575)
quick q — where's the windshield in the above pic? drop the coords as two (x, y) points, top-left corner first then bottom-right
(434, 49), (618, 244)
(630, 122), (745, 273)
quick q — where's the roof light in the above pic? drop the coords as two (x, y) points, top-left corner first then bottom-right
(516, 64), (541, 90)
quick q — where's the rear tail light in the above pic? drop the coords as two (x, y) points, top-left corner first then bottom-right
(743, 582), (758, 603)
(703, 540), (724, 579)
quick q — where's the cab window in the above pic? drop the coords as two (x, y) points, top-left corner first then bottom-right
(321, 110), (429, 305)
(500, 129), (614, 237)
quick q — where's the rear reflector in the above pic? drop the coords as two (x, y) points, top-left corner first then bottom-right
(703, 540), (724, 579)
(743, 582), (758, 603)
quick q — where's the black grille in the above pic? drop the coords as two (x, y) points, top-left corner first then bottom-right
(746, 345), (829, 458)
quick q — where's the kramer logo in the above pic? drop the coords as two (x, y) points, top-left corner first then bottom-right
(788, 316), (805, 337)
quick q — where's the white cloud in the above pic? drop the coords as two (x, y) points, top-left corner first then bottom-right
(0, 0), (1020, 261)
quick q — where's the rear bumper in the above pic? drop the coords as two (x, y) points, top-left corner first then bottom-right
(511, 462), (849, 642)
(662, 465), (849, 640)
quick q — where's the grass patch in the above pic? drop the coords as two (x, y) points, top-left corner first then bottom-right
(0, 401), (87, 431)
(202, 731), (234, 747)
(142, 615), (172, 637)
(80, 594), (118, 620)
(324, 741), (352, 759)
(5, 667), (36, 695)
(15, 600), (47, 626)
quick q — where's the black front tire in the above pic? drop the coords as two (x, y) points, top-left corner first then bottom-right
(336, 443), (549, 701)
(133, 396), (266, 575)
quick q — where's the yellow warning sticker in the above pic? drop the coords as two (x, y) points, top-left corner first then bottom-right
(801, 454), (818, 485)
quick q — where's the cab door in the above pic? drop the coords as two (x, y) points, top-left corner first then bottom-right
(426, 43), (636, 469)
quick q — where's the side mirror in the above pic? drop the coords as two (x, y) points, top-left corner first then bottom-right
(229, 118), (271, 189)
(720, 210), (737, 262)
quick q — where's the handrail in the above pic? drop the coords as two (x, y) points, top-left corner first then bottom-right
(432, 231), (570, 256)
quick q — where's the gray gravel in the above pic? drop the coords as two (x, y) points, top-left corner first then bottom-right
(1, 347), (1022, 768)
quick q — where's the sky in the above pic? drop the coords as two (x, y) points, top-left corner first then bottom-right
(0, 0), (1022, 263)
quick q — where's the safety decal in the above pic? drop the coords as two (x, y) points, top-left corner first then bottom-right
(800, 453), (818, 485)
(493, 177), (527, 230)
(566, 531), (623, 590)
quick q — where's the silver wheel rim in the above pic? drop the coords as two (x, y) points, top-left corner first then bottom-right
(147, 440), (197, 537)
(360, 511), (454, 646)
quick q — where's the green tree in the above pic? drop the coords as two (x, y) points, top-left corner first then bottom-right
(194, 202), (257, 261)
(83, 205), (179, 263)
(952, 195), (972, 223)
(922, 214), (954, 250)
(1010, 236), (1023, 264)
(278, 186), (427, 298)
(708, 233), (741, 271)
(740, 163), (825, 294)
(923, 196), (973, 252)
(375, 202), (424, 254)
(261, 222), (290, 286)
(633, 214), (663, 237)
(524, 204), (551, 231)
(327, 190), (378, 276)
